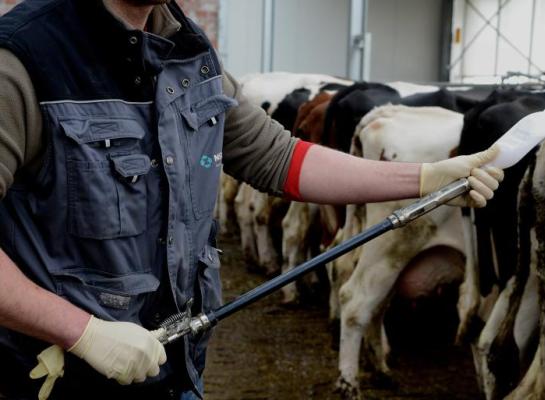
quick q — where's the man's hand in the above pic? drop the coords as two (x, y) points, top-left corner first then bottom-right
(420, 146), (504, 207)
(68, 316), (167, 385)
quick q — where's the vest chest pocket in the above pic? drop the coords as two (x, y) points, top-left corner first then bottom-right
(61, 118), (150, 240)
(181, 95), (238, 219)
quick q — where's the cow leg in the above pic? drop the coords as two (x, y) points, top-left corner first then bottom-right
(475, 278), (516, 400)
(253, 192), (280, 276)
(360, 309), (393, 389)
(299, 205), (325, 302)
(513, 261), (539, 372)
(539, 282), (545, 400)
(457, 212), (482, 344)
(532, 147), (545, 400)
(280, 202), (311, 304)
(234, 184), (259, 268)
(337, 244), (403, 399)
(218, 172), (239, 235)
(504, 341), (544, 400)
(485, 164), (536, 400)
(328, 205), (364, 328)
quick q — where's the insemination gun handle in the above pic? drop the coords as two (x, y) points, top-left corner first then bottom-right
(156, 178), (471, 345)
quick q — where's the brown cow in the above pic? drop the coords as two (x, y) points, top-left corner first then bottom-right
(281, 90), (343, 303)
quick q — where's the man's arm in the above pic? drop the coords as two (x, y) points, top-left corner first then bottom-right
(0, 49), (44, 195)
(221, 72), (502, 206)
(222, 71), (298, 196)
(0, 49), (90, 348)
(297, 144), (501, 207)
(0, 250), (90, 349)
(298, 145), (421, 204)
(0, 49), (91, 347)
(0, 50), (165, 386)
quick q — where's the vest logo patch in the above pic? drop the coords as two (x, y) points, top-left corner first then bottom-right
(200, 155), (213, 169)
(200, 152), (222, 169)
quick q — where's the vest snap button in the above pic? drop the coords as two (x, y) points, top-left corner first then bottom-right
(181, 78), (191, 88)
(129, 36), (138, 45)
(200, 65), (210, 75)
(151, 159), (159, 168)
(166, 87), (175, 95)
(168, 236), (174, 245)
(134, 76), (142, 85)
(165, 156), (174, 165)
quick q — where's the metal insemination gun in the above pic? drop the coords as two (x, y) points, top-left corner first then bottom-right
(154, 299), (213, 345)
(157, 178), (471, 345)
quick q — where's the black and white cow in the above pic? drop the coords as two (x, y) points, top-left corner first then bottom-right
(455, 90), (545, 400)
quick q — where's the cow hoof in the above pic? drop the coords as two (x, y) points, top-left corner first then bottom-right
(369, 371), (397, 390)
(335, 377), (361, 400)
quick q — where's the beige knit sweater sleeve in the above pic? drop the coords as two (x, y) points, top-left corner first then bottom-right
(222, 71), (297, 196)
(0, 50), (295, 198)
(0, 48), (44, 197)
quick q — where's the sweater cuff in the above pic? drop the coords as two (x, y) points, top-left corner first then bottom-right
(283, 140), (314, 201)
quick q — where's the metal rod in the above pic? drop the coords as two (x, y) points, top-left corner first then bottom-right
(210, 178), (471, 325)
(158, 178), (472, 344)
(211, 218), (393, 323)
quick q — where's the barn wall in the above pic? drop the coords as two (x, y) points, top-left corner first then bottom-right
(0, 0), (444, 83)
(218, 0), (265, 78)
(367, 0), (444, 82)
(272, 0), (350, 77)
(177, 0), (219, 47)
(219, 0), (351, 79)
(450, 0), (545, 83)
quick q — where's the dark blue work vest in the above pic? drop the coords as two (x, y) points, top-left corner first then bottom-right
(0, 0), (236, 396)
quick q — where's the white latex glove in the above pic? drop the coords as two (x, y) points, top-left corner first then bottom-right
(68, 316), (167, 385)
(420, 145), (504, 208)
(29, 345), (65, 400)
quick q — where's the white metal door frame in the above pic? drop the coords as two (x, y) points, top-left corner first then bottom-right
(450, 0), (545, 83)
(347, 0), (370, 81)
(261, 0), (275, 73)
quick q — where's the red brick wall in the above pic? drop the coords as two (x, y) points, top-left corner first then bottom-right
(0, 1), (220, 46)
(176, 0), (219, 47)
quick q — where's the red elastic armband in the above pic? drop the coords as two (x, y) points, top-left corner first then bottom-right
(283, 141), (314, 201)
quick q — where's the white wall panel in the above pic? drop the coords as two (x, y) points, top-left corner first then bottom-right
(496, 0), (534, 76)
(531, 0), (545, 75)
(450, 0), (545, 83)
(366, 0), (444, 82)
(219, 0), (264, 78)
(272, 0), (350, 77)
(461, 0), (497, 80)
